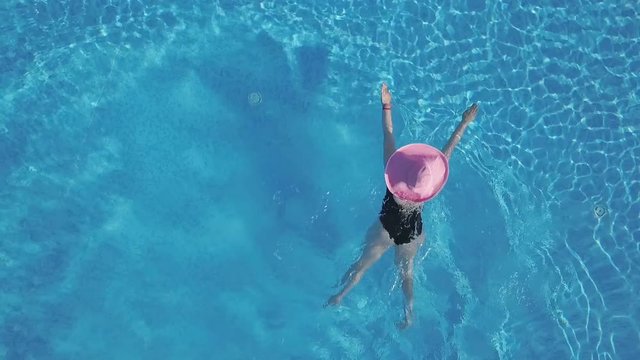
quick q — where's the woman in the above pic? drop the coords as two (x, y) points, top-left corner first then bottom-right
(326, 83), (479, 329)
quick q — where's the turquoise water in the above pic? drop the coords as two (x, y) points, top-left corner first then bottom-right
(1, 0), (639, 359)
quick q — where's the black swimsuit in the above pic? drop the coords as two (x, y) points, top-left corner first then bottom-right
(379, 189), (423, 245)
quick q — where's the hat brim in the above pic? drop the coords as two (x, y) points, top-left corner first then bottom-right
(384, 143), (449, 203)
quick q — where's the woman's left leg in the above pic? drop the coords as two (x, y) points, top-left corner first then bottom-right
(326, 221), (393, 306)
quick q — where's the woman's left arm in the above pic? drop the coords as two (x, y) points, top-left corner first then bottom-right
(381, 83), (396, 166)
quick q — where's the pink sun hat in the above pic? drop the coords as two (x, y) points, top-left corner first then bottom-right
(384, 143), (449, 203)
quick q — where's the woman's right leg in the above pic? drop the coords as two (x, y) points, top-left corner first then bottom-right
(393, 233), (425, 328)
(327, 221), (393, 305)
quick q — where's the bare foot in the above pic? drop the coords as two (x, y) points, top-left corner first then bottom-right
(462, 103), (479, 124)
(396, 306), (413, 329)
(325, 294), (342, 307)
(396, 318), (412, 330)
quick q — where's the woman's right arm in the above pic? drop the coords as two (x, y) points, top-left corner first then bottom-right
(442, 103), (479, 159)
(381, 83), (395, 167)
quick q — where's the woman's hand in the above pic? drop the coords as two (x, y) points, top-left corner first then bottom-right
(462, 103), (479, 125)
(381, 83), (392, 105)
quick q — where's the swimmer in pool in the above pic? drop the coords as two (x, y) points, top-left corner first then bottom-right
(326, 83), (479, 329)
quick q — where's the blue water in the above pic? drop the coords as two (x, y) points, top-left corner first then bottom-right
(1, 0), (638, 359)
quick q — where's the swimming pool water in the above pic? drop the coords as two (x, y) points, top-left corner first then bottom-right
(1, 0), (638, 359)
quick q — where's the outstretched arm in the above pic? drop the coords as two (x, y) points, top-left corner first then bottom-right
(442, 104), (479, 159)
(381, 84), (395, 166)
